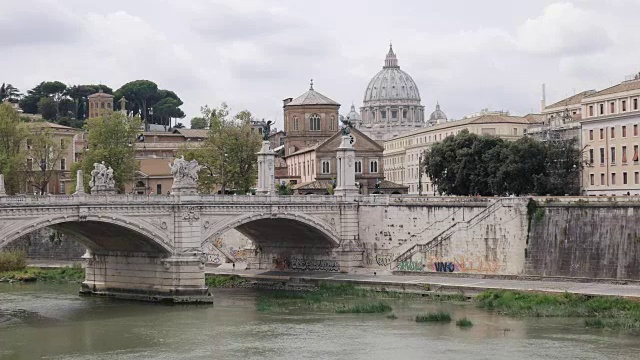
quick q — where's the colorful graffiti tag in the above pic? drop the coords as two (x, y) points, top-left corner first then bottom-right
(376, 254), (394, 267)
(428, 256), (502, 274)
(397, 261), (423, 272)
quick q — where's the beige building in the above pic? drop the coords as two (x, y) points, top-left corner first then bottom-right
(384, 113), (536, 194)
(580, 75), (640, 196)
(87, 90), (114, 119)
(528, 90), (595, 142)
(125, 129), (207, 195)
(22, 122), (78, 194)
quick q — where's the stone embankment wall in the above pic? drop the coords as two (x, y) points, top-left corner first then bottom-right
(526, 197), (640, 280)
(3, 228), (86, 260)
(358, 197), (529, 275)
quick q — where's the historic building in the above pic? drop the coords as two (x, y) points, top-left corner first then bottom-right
(427, 102), (447, 126)
(283, 81), (340, 156)
(580, 74), (640, 196)
(384, 113), (536, 194)
(358, 45), (426, 141)
(528, 90), (595, 143)
(87, 89), (114, 119)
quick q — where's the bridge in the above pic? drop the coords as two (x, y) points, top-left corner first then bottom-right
(0, 194), (360, 302)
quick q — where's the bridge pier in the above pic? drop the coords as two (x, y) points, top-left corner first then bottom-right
(81, 250), (212, 303)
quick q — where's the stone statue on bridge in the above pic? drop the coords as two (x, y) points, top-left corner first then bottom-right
(169, 156), (202, 195)
(341, 118), (353, 136)
(89, 161), (116, 194)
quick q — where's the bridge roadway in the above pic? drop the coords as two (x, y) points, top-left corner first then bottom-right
(0, 193), (360, 303)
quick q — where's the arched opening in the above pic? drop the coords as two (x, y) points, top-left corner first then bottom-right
(203, 215), (340, 271)
(391, 191), (401, 194)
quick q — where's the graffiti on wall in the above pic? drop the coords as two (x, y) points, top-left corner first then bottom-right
(397, 260), (424, 272)
(376, 254), (394, 267)
(272, 257), (291, 270)
(230, 249), (253, 262)
(428, 256), (502, 274)
(291, 257), (340, 272)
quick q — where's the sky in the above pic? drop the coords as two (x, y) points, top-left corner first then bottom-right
(1, 0), (639, 129)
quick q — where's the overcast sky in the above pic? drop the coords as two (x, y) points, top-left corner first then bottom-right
(1, 0), (638, 129)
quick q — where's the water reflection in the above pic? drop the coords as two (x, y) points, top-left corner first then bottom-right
(0, 283), (639, 360)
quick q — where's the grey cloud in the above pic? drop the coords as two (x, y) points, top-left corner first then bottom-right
(0, 1), (82, 47)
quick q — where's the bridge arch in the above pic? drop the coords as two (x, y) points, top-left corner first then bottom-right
(0, 214), (173, 254)
(202, 212), (340, 250)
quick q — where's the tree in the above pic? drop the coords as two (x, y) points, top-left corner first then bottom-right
(182, 103), (261, 194)
(22, 126), (68, 195)
(190, 116), (208, 129)
(37, 97), (58, 120)
(114, 80), (158, 131)
(423, 130), (583, 196)
(19, 83), (45, 114)
(79, 112), (141, 192)
(0, 103), (27, 194)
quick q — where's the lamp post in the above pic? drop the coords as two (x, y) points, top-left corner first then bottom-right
(220, 152), (228, 195)
(418, 152), (424, 196)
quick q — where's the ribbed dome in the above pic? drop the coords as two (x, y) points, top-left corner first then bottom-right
(346, 104), (360, 121)
(363, 45), (421, 104)
(429, 102), (447, 122)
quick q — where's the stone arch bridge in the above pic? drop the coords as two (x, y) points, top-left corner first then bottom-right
(0, 194), (360, 302)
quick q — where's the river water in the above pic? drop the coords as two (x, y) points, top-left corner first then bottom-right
(1, 283), (639, 360)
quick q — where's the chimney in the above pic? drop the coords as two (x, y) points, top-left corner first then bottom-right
(283, 98), (293, 107)
(540, 83), (546, 112)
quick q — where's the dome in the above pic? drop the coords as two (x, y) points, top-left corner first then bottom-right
(346, 104), (360, 121)
(428, 102), (447, 123)
(362, 45), (421, 105)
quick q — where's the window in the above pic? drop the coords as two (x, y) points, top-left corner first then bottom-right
(612, 173), (617, 185)
(391, 110), (397, 119)
(355, 160), (362, 173)
(589, 149), (594, 164)
(635, 145), (639, 162)
(27, 158), (33, 170)
(600, 128), (604, 139)
(309, 114), (320, 131)
(589, 130), (593, 140)
(623, 126), (627, 137)
(101, 102), (105, 109)
(636, 124), (639, 136)
(60, 182), (65, 194)
(635, 98), (639, 110)
(610, 102), (615, 113)
(599, 103), (604, 115)
(60, 138), (65, 147)
(611, 147), (616, 164)
(623, 100), (627, 112)
(513, 128), (518, 135)
(279, 137), (284, 146)
(623, 146), (628, 163)
(330, 115), (335, 131)
(611, 127), (615, 138)
(321, 160), (330, 174)
(636, 172), (639, 185)
(624, 172), (628, 185)
(156, 184), (162, 194)
(293, 116), (299, 130)
(26, 138), (32, 149)
(600, 148), (605, 164)
(590, 174), (595, 185)
(589, 105), (594, 117)
(601, 173), (605, 185)
(370, 160), (378, 173)
(60, 158), (66, 170)
(403, 110), (407, 119)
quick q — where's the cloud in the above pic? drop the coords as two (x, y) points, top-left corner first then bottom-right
(515, 2), (612, 56)
(0, 0), (82, 47)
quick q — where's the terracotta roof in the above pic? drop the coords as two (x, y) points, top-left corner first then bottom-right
(287, 143), (321, 157)
(467, 114), (531, 125)
(523, 113), (544, 124)
(87, 91), (114, 99)
(545, 90), (596, 109)
(26, 121), (76, 131)
(287, 87), (340, 107)
(585, 79), (640, 99)
(172, 129), (209, 138)
(376, 180), (408, 190)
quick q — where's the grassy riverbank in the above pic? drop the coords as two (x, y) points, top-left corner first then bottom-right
(205, 274), (249, 288)
(476, 290), (640, 330)
(0, 266), (85, 283)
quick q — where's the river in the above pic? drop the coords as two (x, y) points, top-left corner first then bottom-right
(0, 283), (639, 359)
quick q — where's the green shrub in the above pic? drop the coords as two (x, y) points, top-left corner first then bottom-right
(386, 313), (398, 319)
(336, 301), (392, 314)
(205, 274), (248, 288)
(456, 317), (473, 327)
(415, 311), (452, 323)
(0, 251), (26, 272)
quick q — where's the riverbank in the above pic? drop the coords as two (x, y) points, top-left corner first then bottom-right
(0, 266), (84, 283)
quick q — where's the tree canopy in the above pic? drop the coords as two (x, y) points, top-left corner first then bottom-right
(114, 80), (185, 131)
(182, 103), (261, 194)
(76, 112), (141, 193)
(0, 103), (27, 194)
(423, 130), (583, 196)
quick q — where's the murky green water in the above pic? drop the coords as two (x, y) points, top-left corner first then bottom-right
(1, 283), (639, 359)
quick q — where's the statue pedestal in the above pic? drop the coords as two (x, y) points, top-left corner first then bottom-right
(171, 183), (198, 195)
(91, 185), (117, 195)
(169, 156), (202, 195)
(0, 174), (6, 196)
(335, 136), (358, 197)
(256, 140), (275, 195)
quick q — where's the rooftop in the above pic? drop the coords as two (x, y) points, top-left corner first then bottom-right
(286, 80), (340, 107)
(584, 78), (640, 99)
(545, 90), (596, 110)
